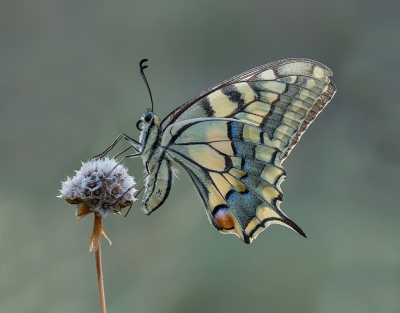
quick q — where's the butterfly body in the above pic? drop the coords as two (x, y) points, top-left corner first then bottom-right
(134, 58), (336, 244)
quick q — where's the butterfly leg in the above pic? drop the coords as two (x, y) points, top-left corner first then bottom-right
(104, 152), (143, 176)
(113, 145), (133, 159)
(92, 133), (142, 159)
(116, 152), (142, 163)
(124, 186), (146, 217)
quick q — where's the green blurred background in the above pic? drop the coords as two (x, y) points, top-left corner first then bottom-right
(1, 0), (400, 312)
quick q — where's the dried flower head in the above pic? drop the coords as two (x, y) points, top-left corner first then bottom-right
(59, 157), (137, 250)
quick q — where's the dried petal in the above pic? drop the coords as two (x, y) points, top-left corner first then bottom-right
(90, 215), (112, 251)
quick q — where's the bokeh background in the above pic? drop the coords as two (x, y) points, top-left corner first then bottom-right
(1, 0), (400, 312)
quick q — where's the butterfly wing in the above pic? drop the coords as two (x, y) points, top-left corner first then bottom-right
(142, 59), (336, 242)
(161, 58), (336, 162)
(161, 118), (305, 243)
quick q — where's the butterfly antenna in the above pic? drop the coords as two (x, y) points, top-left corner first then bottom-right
(139, 59), (154, 112)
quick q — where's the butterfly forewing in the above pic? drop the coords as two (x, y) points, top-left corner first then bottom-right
(140, 59), (336, 243)
(160, 58), (336, 162)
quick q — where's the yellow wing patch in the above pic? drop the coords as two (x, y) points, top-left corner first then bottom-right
(186, 144), (226, 172)
(234, 112), (263, 126)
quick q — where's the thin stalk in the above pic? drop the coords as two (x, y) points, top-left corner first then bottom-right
(95, 242), (107, 313)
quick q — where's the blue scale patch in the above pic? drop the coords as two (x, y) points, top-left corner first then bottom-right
(243, 191), (252, 199)
(226, 191), (237, 204)
(243, 161), (251, 171)
(233, 144), (242, 155)
(230, 122), (240, 138)
(213, 206), (230, 217)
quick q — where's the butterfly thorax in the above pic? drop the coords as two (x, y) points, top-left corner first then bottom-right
(140, 114), (162, 168)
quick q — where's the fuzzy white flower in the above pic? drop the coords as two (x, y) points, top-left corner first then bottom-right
(59, 157), (137, 250)
(59, 157), (136, 217)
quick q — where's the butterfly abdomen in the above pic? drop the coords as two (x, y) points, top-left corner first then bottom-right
(142, 149), (173, 214)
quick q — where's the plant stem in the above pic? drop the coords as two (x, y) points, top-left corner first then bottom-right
(95, 242), (107, 313)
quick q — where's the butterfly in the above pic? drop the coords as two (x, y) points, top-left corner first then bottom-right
(96, 58), (336, 244)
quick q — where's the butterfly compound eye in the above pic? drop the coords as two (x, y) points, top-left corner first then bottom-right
(144, 111), (153, 123)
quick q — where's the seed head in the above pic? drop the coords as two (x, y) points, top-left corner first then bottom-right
(59, 157), (136, 218)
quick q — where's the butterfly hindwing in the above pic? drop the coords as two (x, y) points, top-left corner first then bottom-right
(161, 119), (305, 243)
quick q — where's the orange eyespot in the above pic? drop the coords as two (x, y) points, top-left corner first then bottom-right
(213, 207), (235, 229)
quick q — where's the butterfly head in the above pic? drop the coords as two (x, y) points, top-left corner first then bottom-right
(136, 110), (154, 131)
